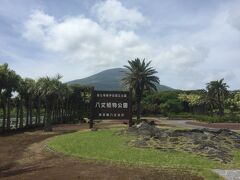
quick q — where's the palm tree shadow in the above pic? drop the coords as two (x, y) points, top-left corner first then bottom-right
(0, 165), (53, 178)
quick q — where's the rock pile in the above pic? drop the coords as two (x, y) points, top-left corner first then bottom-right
(124, 122), (240, 163)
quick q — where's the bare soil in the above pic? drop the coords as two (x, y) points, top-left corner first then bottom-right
(0, 121), (202, 180)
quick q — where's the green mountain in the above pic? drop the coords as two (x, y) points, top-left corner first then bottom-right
(67, 68), (174, 91)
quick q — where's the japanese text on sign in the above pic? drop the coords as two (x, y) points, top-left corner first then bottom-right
(92, 91), (130, 119)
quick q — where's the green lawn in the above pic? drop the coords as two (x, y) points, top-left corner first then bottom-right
(48, 128), (240, 180)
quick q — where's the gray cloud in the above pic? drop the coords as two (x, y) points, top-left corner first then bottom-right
(228, 9), (240, 31)
(1, 0), (239, 89)
(92, 0), (149, 29)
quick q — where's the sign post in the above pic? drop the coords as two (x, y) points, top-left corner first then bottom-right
(128, 88), (133, 127)
(90, 89), (132, 128)
(89, 87), (94, 129)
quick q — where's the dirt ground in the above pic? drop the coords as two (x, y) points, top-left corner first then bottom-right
(187, 121), (240, 130)
(0, 120), (203, 180)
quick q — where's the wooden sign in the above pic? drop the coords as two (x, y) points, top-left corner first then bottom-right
(89, 89), (132, 128)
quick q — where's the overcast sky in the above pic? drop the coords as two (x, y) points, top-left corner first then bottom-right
(0, 0), (240, 90)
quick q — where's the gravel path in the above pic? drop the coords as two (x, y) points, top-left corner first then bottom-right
(213, 169), (240, 180)
(161, 119), (206, 129)
(162, 119), (240, 131)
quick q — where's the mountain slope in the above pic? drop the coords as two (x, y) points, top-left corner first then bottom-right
(67, 68), (174, 91)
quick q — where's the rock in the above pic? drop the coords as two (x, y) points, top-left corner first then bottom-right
(190, 129), (205, 133)
(124, 121), (240, 163)
(148, 120), (156, 126)
(134, 122), (158, 136)
(234, 143), (240, 148)
(169, 137), (179, 143)
(154, 130), (169, 139)
(91, 127), (98, 131)
(192, 139), (202, 145)
(224, 140), (232, 145)
(133, 139), (148, 148)
(201, 135), (208, 140)
(213, 169), (240, 180)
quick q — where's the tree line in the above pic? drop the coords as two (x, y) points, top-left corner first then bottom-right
(0, 63), (91, 132)
(120, 58), (240, 123)
(2, 59), (239, 130)
(141, 79), (240, 122)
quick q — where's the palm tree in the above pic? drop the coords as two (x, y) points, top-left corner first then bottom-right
(69, 84), (85, 123)
(0, 63), (8, 131)
(59, 84), (72, 123)
(122, 58), (160, 123)
(206, 78), (229, 116)
(16, 78), (26, 129)
(0, 93), (7, 131)
(38, 74), (62, 131)
(35, 80), (43, 126)
(21, 78), (35, 127)
(2, 65), (20, 130)
(14, 96), (20, 129)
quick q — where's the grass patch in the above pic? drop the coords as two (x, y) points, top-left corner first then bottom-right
(48, 128), (240, 180)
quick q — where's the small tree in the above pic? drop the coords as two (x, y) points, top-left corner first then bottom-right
(122, 58), (159, 123)
(206, 79), (229, 116)
(179, 93), (204, 114)
(226, 92), (240, 118)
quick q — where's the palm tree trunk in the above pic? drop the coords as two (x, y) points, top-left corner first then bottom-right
(219, 105), (224, 117)
(6, 98), (11, 130)
(19, 98), (23, 128)
(56, 104), (59, 123)
(203, 104), (207, 115)
(37, 98), (40, 125)
(66, 106), (69, 122)
(58, 108), (61, 123)
(79, 107), (82, 123)
(210, 104), (214, 117)
(66, 105), (69, 122)
(43, 106), (47, 125)
(44, 109), (52, 131)
(136, 100), (141, 123)
(2, 105), (6, 131)
(57, 108), (60, 123)
(52, 107), (55, 124)
(26, 103), (29, 127)
(61, 107), (64, 123)
(58, 106), (61, 123)
(29, 98), (33, 126)
(15, 99), (19, 129)
(217, 93), (224, 116)
(64, 108), (67, 123)
(71, 108), (74, 122)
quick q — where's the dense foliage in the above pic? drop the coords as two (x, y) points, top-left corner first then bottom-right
(141, 91), (183, 116)
(140, 79), (240, 122)
(0, 63), (92, 132)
